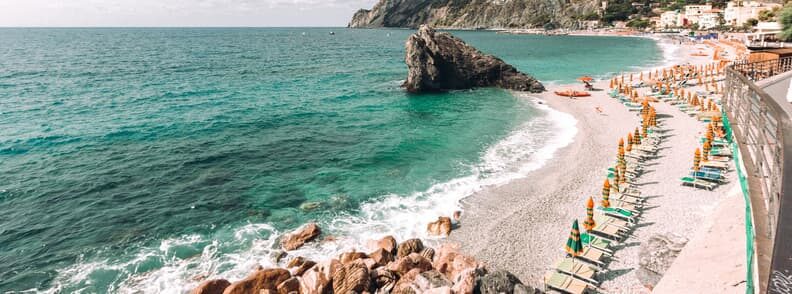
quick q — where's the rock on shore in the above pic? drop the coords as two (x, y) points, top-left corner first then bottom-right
(192, 234), (541, 294)
(402, 25), (544, 93)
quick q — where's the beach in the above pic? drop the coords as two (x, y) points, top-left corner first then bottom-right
(448, 36), (743, 292)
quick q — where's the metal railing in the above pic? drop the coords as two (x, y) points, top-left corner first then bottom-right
(724, 57), (792, 294)
(731, 58), (792, 82)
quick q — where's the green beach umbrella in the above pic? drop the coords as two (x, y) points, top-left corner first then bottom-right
(565, 220), (584, 257)
(602, 179), (611, 208)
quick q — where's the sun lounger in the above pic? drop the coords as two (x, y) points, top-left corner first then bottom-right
(598, 206), (639, 223)
(554, 258), (600, 285)
(680, 176), (716, 190)
(544, 271), (593, 294)
(580, 233), (613, 253)
(594, 214), (633, 231)
(589, 223), (626, 242)
(690, 169), (726, 183)
(612, 193), (644, 205)
(701, 160), (729, 170)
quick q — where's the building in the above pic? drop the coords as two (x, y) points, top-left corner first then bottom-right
(724, 1), (783, 27)
(684, 4), (713, 25)
(660, 10), (682, 28)
(699, 9), (723, 29)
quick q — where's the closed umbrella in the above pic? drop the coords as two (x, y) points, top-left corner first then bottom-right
(693, 148), (701, 171)
(703, 140), (711, 162)
(634, 127), (641, 145)
(583, 197), (596, 232)
(602, 179), (611, 208)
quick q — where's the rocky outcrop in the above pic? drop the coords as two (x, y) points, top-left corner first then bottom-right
(637, 234), (689, 287)
(402, 25), (544, 93)
(349, 0), (599, 29)
(191, 279), (230, 294)
(280, 222), (321, 251)
(196, 232), (530, 294)
(222, 268), (291, 294)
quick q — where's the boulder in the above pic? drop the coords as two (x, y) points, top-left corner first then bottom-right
(450, 269), (477, 294)
(433, 244), (478, 280)
(414, 270), (452, 291)
(402, 25), (544, 93)
(369, 248), (394, 267)
(222, 268), (291, 294)
(392, 268), (422, 294)
(191, 279), (231, 294)
(637, 233), (689, 287)
(315, 259), (342, 282)
(276, 277), (301, 294)
(476, 270), (536, 294)
(293, 261), (317, 277)
(396, 238), (424, 259)
(281, 223), (321, 251)
(339, 250), (369, 265)
(286, 257), (308, 269)
(300, 266), (331, 294)
(388, 253), (434, 275)
(332, 261), (371, 293)
(427, 217), (453, 236)
(269, 250), (287, 264)
(378, 235), (398, 254)
(420, 247), (435, 261)
(370, 267), (398, 293)
(423, 286), (452, 294)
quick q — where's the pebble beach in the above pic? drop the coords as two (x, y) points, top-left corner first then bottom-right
(448, 36), (743, 292)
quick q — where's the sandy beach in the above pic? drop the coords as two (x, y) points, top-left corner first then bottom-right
(448, 36), (743, 292)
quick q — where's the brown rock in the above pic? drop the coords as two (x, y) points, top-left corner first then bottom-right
(420, 247), (435, 261)
(388, 253), (434, 275)
(292, 260), (316, 277)
(433, 244), (477, 280)
(427, 216), (452, 236)
(315, 259), (342, 282)
(392, 268), (421, 294)
(223, 268), (291, 294)
(378, 235), (398, 254)
(396, 238), (424, 259)
(281, 223), (321, 251)
(332, 261), (371, 294)
(191, 279), (231, 294)
(450, 269), (477, 294)
(424, 286), (452, 294)
(300, 266), (331, 294)
(369, 248), (394, 267)
(414, 270), (452, 291)
(276, 277), (301, 294)
(339, 250), (368, 265)
(286, 257), (308, 268)
(370, 267), (398, 292)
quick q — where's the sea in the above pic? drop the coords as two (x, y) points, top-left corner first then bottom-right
(0, 28), (664, 293)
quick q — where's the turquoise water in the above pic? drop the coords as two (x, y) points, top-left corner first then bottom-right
(0, 28), (662, 292)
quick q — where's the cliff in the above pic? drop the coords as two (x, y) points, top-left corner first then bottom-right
(402, 25), (544, 93)
(349, 0), (600, 29)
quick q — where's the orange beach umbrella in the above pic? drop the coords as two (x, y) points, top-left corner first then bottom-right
(578, 76), (594, 83)
(693, 148), (701, 171)
(583, 197), (596, 231)
(602, 179), (611, 208)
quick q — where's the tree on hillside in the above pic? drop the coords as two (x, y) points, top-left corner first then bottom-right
(780, 5), (792, 41)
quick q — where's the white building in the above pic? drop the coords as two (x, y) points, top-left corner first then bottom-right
(699, 10), (723, 29)
(723, 1), (783, 27)
(684, 4), (713, 25)
(660, 10), (682, 28)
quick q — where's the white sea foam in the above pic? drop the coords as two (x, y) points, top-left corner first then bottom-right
(46, 97), (578, 293)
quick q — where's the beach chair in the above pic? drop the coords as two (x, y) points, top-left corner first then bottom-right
(613, 192), (645, 205)
(701, 160), (729, 170)
(580, 232), (613, 254)
(567, 246), (611, 268)
(690, 169), (726, 183)
(553, 257), (600, 285)
(544, 271), (593, 294)
(680, 176), (716, 190)
(589, 223), (626, 242)
(598, 206), (639, 224)
(594, 214), (633, 232)
(709, 147), (732, 157)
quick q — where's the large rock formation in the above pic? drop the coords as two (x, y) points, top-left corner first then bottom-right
(349, 0), (599, 29)
(402, 25), (544, 93)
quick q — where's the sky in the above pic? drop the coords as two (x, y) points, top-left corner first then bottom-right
(0, 0), (380, 27)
